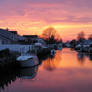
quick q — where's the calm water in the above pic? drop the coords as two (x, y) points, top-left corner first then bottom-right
(1, 48), (92, 92)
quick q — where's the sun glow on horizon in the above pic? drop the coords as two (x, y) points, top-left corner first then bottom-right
(1, 22), (92, 41)
(0, 0), (92, 41)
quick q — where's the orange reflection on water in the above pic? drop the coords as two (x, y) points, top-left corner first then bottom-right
(42, 51), (62, 71)
(1, 49), (92, 92)
(40, 48), (92, 71)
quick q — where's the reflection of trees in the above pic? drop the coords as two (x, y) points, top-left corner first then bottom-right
(42, 51), (62, 71)
(88, 54), (92, 61)
(77, 52), (92, 64)
(43, 58), (56, 71)
(77, 52), (86, 64)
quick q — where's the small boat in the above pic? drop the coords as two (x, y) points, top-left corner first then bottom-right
(57, 43), (62, 50)
(51, 49), (56, 56)
(17, 54), (39, 68)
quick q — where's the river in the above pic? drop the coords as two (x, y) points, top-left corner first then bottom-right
(1, 48), (92, 92)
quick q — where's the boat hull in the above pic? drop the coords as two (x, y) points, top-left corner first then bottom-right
(18, 55), (39, 68)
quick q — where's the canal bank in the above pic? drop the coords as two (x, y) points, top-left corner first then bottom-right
(0, 49), (20, 70)
(0, 44), (61, 69)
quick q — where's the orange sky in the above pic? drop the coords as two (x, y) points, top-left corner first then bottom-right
(0, 0), (92, 41)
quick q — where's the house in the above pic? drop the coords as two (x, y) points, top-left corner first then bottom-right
(0, 28), (19, 44)
(37, 38), (46, 45)
(23, 35), (38, 39)
(23, 35), (38, 42)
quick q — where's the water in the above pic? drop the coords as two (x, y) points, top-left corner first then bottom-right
(1, 48), (92, 92)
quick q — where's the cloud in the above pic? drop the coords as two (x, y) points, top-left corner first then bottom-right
(0, 0), (92, 38)
(0, 0), (92, 23)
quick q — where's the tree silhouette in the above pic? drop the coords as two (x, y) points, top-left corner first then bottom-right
(77, 31), (85, 42)
(42, 27), (57, 44)
(42, 27), (62, 44)
(42, 27), (57, 39)
(88, 34), (92, 40)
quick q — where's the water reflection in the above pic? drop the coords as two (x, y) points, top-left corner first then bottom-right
(1, 49), (92, 92)
(0, 52), (56, 91)
(18, 66), (38, 79)
(77, 53), (86, 64)
(0, 66), (39, 91)
(89, 54), (92, 61)
(42, 51), (62, 71)
(77, 52), (92, 63)
(0, 69), (18, 90)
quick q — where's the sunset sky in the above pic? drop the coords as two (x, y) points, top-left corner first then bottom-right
(0, 0), (92, 41)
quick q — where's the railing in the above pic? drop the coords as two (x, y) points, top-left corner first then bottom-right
(0, 45), (33, 53)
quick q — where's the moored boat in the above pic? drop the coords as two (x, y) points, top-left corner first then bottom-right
(51, 49), (56, 56)
(17, 54), (39, 68)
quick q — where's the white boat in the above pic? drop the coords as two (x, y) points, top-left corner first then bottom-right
(51, 49), (56, 56)
(17, 54), (39, 68)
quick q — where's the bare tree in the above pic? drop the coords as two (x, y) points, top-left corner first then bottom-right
(88, 34), (92, 40)
(77, 31), (85, 41)
(42, 27), (57, 44)
(42, 27), (62, 44)
(42, 27), (57, 39)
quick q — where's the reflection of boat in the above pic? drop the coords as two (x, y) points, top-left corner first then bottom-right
(19, 66), (38, 79)
(0, 68), (19, 90)
(17, 54), (39, 68)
